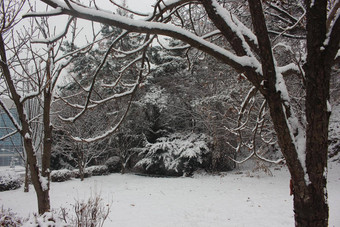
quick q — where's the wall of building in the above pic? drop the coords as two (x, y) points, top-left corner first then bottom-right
(0, 99), (24, 166)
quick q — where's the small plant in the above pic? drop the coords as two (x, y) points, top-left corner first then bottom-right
(21, 194), (111, 227)
(72, 193), (111, 227)
(0, 207), (25, 226)
(252, 161), (273, 176)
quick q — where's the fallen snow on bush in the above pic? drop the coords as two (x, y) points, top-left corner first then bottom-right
(0, 169), (22, 191)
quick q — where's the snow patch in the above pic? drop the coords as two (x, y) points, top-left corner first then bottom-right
(39, 174), (49, 192)
(327, 100), (332, 113)
(24, 133), (31, 139)
(310, 0), (315, 8)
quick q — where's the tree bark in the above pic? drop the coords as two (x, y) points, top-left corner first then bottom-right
(42, 68), (53, 188)
(296, 1), (330, 226)
(24, 160), (29, 192)
(24, 136), (51, 214)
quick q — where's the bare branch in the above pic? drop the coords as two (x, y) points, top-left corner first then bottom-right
(31, 16), (74, 44)
(71, 50), (147, 142)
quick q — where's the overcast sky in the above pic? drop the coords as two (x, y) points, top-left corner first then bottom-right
(125, 0), (155, 13)
(30, 0), (158, 46)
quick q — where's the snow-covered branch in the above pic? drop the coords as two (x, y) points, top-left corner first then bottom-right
(31, 0), (261, 75)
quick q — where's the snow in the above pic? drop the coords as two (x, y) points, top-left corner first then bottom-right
(139, 86), (168, 110)
(327, 100), (332, 113)
(277, 63), (299, 74)
(1, 163), (340, 226)
(336, 49), (340, 59)
(39, 174), (49, 191)
(24, 212), (67, 227)
(24, 133), (31, 139)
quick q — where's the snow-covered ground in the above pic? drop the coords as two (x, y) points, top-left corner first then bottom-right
(1, 162), (339, 227)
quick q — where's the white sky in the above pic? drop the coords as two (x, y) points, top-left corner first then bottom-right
(53, 0), (157, 45)
(125, 0), (155, 13)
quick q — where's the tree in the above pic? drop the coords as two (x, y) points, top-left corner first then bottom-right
(0, 0), (80, 214)
(52, 19), (149, 174)
(52, 99), (114, 180)
(31, 0), (340, 225)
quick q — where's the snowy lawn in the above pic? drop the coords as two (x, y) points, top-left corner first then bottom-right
(1, 163), (339, 227)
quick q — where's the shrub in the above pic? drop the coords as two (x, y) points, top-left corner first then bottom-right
(50, 169), (73, 182)
(0, 207), (25, 226)
(86, 165), (109, 176)
(72, 169), (92, 179)
(104, 156), (121, 173)
(0, 170), (22, 191)
(72, 194), (111, 227)
(58, 193), (111, 227)
(135, 132), (212, 176)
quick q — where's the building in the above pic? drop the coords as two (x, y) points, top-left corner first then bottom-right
(0, 98), (23, 166)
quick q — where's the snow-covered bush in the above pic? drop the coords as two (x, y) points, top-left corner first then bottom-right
(86, 165), (109, 176)
(50, 169), (73, 182)
(72, 169), (92, 179)
(135, 133), (212, 176)
(0, 170), (22, 191)
(105, 156), (121, 173)
(0, 207), (25, 226)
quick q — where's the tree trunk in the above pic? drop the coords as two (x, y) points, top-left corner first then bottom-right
(24, 160), (29, 192)
(247, 0), (330, 226)
(80, 166), (85, 181)
(294, 61), (329, 227)
(36, 188), (51, 215)
(121, 163), (126, 174)
(295, 1), (330, 226)
(293, 189), (328, 226)
(24, 137), (50, 214)
(77, 145), (85, 181)
(41, 88), (52, 186)
(265, 63), (329, 227)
